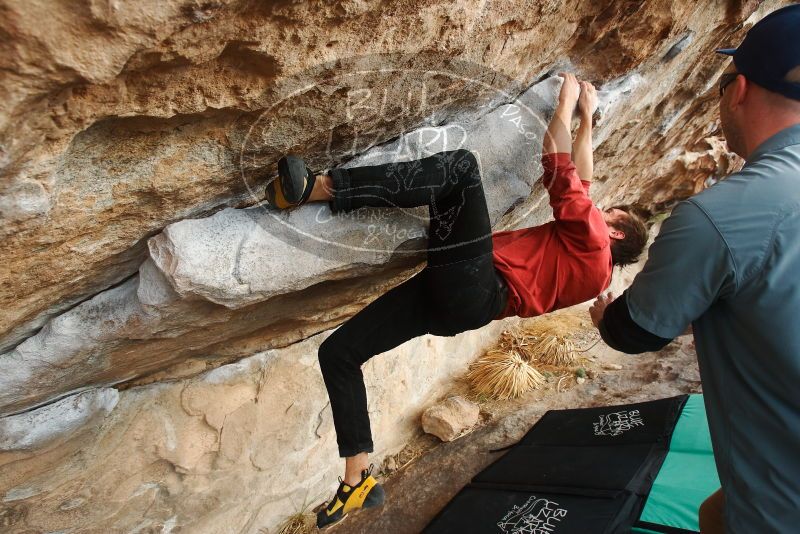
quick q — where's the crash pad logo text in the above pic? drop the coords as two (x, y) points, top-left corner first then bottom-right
(498, 496), (567, 534)
(593, 409), (644, 436)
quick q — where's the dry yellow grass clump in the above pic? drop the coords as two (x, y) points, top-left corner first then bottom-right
(527, 331), (577, 367)
(466, 350), (545, 400)
(514, 314), (587, 366)
(276, 512), (315, 534)
(467, 312), (595, 400)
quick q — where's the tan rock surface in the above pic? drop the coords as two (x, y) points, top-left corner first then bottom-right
(0, 317), (509, 533)
(0, 0), (776, 350)
(421, 396), (481, 442)
(0, 1), (793, 533)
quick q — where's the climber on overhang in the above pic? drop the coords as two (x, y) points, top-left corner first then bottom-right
(589, 4), (800, 533)
(265, 72), (648, 529)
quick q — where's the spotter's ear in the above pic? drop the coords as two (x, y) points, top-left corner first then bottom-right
(728, 74), (749, 109)
(609, 228), (625, 240)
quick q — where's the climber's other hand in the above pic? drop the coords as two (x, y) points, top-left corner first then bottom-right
(558, 72), (580, 111)
(578, 81), (598, 118)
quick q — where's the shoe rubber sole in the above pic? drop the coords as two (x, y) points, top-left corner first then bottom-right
(276, 155), (309, 204)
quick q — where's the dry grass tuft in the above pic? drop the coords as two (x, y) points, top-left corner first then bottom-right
(513, 313), (593, 367)
(277, 512), (315, 534)
(466, 312), (596, 400)
(528, 332), (577, 367)
(466, 350), (545, 400)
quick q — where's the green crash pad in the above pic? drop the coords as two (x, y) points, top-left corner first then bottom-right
(633, 394), (720, 533)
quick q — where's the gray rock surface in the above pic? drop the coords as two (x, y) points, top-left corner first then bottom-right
(0, 388), (118, 452)
(147, 77), (567, 306)
(0, 76), (568, 416)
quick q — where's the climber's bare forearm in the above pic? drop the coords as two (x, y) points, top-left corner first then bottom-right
(573, 114), (593, 182)
(543, 104), (573, 156)
(543, 73), (579, 156)
(573, 80), (598, 181)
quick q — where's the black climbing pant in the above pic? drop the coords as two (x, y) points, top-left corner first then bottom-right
(319, 149), (509, 457)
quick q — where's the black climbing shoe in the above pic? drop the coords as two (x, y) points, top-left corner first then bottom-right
(265, 155), (317, 209)
(316, 465), (385, 529)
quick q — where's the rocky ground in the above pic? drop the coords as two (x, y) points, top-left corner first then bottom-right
(290, 304), (701, 534)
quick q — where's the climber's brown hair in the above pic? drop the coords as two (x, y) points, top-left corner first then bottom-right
(608, 206), (648, 267)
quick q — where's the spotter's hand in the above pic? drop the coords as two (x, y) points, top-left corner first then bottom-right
(589, 292), (615, 329)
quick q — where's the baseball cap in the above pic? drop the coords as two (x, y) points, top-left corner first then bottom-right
(716, 4), (800, 101)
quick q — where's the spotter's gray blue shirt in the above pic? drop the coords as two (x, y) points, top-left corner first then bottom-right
(626, 124), (800, 532)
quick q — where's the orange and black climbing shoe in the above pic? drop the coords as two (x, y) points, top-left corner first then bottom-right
(316, 465), (385, 529)
(265, 155), (317, 209)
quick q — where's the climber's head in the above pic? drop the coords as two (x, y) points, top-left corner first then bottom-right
(716, 4), (800, 159)
(603, 206), (648, 267)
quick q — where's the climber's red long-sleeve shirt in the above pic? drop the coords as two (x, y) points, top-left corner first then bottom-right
(492, 153), (613, 319)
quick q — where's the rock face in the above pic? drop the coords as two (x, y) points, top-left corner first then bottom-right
(0, 77), (561, 417)
(0, 322), (506, 533)
(422, 396), (481, 442)
(0, 1), (790, 533)
(0, 0), (768, 351)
